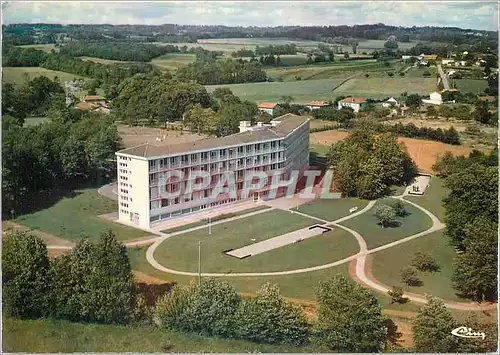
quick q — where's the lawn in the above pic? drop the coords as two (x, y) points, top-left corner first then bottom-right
(2, 316), (317, 353)
(151, 53), (196, 70)
(339, 198), (433, 249)
(16, 43), (56, 52)
(154, 209), (360, 273)
(454, 79), (489, 94)
(2, 67), (85, 86)
(205, 78), (348, 104)
(160, 205), (271, 234)
(404, 176), (448, 222)
(370, 230), (462, 302)
(14, 188), (151, 242)
(292, 198), (369, 222)
(332, 76), (436, 99)
(404, 66), (438, 78)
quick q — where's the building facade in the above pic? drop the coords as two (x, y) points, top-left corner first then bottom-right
(338, 97), (367, 112)
(116, 114), (310, 229)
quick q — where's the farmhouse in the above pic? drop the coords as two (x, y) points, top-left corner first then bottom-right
(83, 95), (107, 106)
(115, 114), (310, 229)
(258, 102), (278, 115)
(338, 97), (367, 112)
(422, 91), (443, 105)
(423, 54), (438, 61)
(442, 59), (455, 66)
(305, 100), (330, 111)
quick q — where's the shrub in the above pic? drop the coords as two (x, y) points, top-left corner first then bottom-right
(373, 204), (398, 227)
(387, 286), (408, 304)
(412, 251), (440, 272)
(391, 200), (408, 217)
(154, 283), (194, 330)
(236, 283), (310, 346)
(400, 266), (422, 286)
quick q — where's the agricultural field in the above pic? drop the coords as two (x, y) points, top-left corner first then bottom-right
(151, 53), (196, 70)
(2, 67), (85, 85)
(205, 78), (349, 104)
(16, 43), (56, 52)
(453, 79), (488, 94)
(404, 66), (439, 78)
(117, 124), (204, 148)
(78, 56), (135, 65)
(23, 116), (52, 127)
(332, 76), (437, 99)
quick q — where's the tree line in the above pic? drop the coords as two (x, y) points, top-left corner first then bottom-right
(432, 149), (498, 302)
(2, 109), (119, 216)
(58, 41), (182, 62)
(327, 130), (418, 199)
(176, 59), (267, 85)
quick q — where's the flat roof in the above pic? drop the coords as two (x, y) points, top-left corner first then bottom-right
(117, 113), (309, 159)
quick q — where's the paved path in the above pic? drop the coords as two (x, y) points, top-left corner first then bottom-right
(437, 64), (451, 90)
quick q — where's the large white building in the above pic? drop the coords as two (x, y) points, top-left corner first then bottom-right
(338, 97), (367, 112)
(115, 114), (310, 229)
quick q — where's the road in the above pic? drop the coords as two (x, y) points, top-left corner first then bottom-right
(437, 64), (450, 90)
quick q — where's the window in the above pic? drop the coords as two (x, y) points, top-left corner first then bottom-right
(161, 199), (169, 207)
(150, 215), (160, 222)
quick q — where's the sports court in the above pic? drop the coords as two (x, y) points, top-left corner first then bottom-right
(225, 224), (332, 258)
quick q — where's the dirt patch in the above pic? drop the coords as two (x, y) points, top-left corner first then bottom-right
(132, 270), (170, 284)
(117, 124), (205, 148)
(310, 130), (473, 173)
(2, 221), (74, 247)
(310, 119), (339, 129)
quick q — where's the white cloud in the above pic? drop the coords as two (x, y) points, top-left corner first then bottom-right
(2, 1), (498, 30)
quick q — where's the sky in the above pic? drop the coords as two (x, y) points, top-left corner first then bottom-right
(2, 1), (498, 31)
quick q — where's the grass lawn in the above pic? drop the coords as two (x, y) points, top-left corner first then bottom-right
(370, 230), (463, 302)
(2, 67), (85, 86)
(206, 78), (347, 104)
(151, 53), (196, 70)
(14, 188), (151, 242)
(23, 116), (52, 127)
(2, 316), (317, 353)
(154, 209), (359, 273)
(405, 176), (448, 222)
(454, 79), (489, 94)
(292, 198), (369, 222)
(404, 66), (438, 78)
(16, 43), (56, 52)
(332, 76), (436, 99)
(160, 205), (271, 233)
(339, 198), (433, 249)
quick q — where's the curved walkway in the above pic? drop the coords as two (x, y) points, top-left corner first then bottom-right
(146, 194), (497, 311)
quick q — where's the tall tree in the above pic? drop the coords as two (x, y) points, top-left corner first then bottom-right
(412, 295), (459, 352)
(314, 275), (389, 352)
(2, 231), (50, 318)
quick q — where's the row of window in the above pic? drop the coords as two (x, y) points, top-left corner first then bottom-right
(120, 209), (128, 214)
(120, 202), (129, 208)
(149, 198), (241, 222)
(119, 156), (132, 161)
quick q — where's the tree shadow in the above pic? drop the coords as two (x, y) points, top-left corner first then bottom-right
(134, 281), (177, 307)
(309, 151), (328, 167)
(377, 220), (402, 228)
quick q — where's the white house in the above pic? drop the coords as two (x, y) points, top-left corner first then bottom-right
(257, 103), (278, 115)
(382, 97), (399, 108)
(422, 92), (443, 105)
(442, 59), (455, 66)
(337, 97), (367, 113)
(305, 100), (330, 111)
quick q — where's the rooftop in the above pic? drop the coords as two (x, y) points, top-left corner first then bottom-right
(306, 100), (329, 106)
(258, 102), (278, 109)
(83, 95), (106, 102)
(339, 97), (367, 104)
(117, 113), (309, 159)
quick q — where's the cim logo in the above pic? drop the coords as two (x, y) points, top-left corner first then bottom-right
(451, 326), (486, 340)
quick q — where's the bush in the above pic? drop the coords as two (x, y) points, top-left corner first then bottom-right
(400, 266), (422, 286)
(373, 204), (398, 228)
(236, 283), (310, 346)
(154, 283), (194, 330)
(412, 251), (440, 272)
(391, 200), (408, 217)
(387, 286), (408, 304)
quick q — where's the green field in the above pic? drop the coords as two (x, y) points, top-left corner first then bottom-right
(206, 78), (347, 104)
(23, 116), (51, 127)
(2, 67), (85, 85)
(292, 198), (369, 222)
(339, 198), (433, 249)
(14, 188), (151, 242)
(332, 76), (437, 99)
(16, 43), (56, 52)
(78, 56), (136, 65)
(2, 316), (316, 353)
(371, 230), (461, 301)
(154, 209), (361, 273)
(454, 79), (489, 94)
(160, 205), (271, 234)
(405, 176), (448, 222)
(151, 53), (196, 70)
(404, 66), (439, 78)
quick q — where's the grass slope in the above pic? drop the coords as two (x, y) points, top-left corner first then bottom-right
(14, 188), (151, 242)
(339, 198), (433, 249)
(454, 79), (489, 94)
(370, 230), (462, 301)
(2, 317), (316, 353)
(16, 43), (56, 52)
(151, 53), (196, 70)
